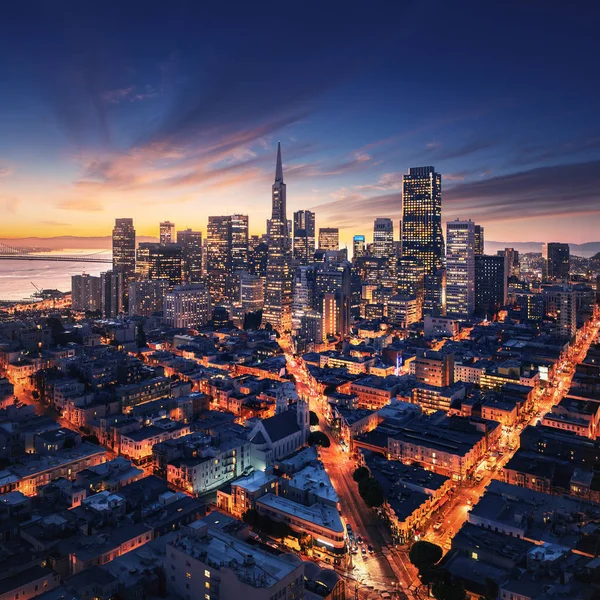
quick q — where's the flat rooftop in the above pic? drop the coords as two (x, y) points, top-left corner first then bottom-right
(287, 463), (339, 504)
(257, 493), (343, 533)
(172, 526), (299, 589)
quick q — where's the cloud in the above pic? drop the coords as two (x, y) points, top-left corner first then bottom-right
(310, 160), (600, 232)
(0, 163), (14, 178)
(0, 195), (21, 213)
(56, 198), (104, 212)
(39, 220), (72, 227)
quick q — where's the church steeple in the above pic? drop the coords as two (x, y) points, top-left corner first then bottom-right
(275, 141), (283, 183)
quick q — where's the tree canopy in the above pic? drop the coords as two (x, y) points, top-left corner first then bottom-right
(308, 431), (330, 447)
(358, 476), (384, 507)
(353, 466), (370, 482)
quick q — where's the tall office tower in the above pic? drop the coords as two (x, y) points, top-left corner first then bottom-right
(159, 221), (175, 245)
(230, 214), (249, 271)
(497, 248), (519, 279)
(100, 270), (125, 317)
(176, 229), (203, 283)
(316, 263), (351, 337)
(238, 272), (264, 313)
(249, 242), (269, 278)
(248, 234), (262, 255)
(318, 227), (339, 251)
(423, 270), (445, 316)
(445, 220), (475, 319)
(71, 274), (101, 312)
(542, 242), (570, 282)
(402, 166), (444, 275)
(293, 210), (316, 263)
(206, 216), (232, 302)
(292, 264), (319, 331)
(414, 350), (455, 387)
(475, 254), (507, 318)
(353, 235), (366, 259)
(397, 256), (425, 298)
(373, 218), (394, 258)
(112, 218), (136, 282)
(299, 310), (324, 352)
(474, 225), (485, 256)
(164, 284), (212, 329)
(136, 243), (183, 287)
(128, 279), (169, 316)
(263, 143), (293, 332)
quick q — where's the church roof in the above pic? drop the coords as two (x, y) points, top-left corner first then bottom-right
(262, 409), (300, 443)
(250, 430), (267, 445)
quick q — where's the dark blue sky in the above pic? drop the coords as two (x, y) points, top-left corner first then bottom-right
(0, 0), (599, 244)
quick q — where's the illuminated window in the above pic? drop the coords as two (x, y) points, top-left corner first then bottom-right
(205, 582), (210, 589)
(471, 552), (478, 560)
(204, 570), (210, 578)
(186, 573), (191, 579)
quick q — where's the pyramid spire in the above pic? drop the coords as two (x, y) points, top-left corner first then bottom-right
(275, 141), (283, 183)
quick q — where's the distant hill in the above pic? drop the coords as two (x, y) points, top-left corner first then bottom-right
(0, 235), (158, 250)
(486, 241), (600, 258)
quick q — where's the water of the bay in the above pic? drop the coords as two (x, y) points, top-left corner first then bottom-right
(0, 250), (111, 301)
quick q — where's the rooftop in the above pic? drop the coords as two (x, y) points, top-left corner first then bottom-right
(171, 525), (299, 589)
(257, 493), (344, 533)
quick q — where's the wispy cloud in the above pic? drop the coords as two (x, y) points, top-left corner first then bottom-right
(311, 160), (600, 232)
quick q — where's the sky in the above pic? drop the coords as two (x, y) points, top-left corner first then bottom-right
(0, 0), (599, 248)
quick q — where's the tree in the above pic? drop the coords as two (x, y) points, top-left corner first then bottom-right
(358, 477), (384, 508)
(308, 431), (330, 447)
(431, 574), (467, 600)
(242, 509), (261, 528)
(353, 466), (370, 482)
(31, 390), (40, 400)
(309, 411), (319, 426)
(409, 541), (443, 574)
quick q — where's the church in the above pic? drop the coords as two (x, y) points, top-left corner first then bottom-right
(248, 391), (310, 470)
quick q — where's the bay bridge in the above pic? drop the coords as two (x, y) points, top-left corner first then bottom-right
(0, 243), (112, 263)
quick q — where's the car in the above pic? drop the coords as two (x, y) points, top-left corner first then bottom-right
(433, 521), (443, 531)
(367, 545), (374, 554)
(361, 547), (367, 555)
(357, 536), (363, 544)
(346, 523), (352, 532)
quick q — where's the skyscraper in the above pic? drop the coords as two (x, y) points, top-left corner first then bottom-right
(542, 242), (570, 282)
(263, 143), (293, 332)
(293, 210), (316, 263)
(474, 225), (485, 256)
(206, 216), (232, 302)
(372, 218), (394, 258)
(177, 229), (203, 283)
(128, 279), (169, 316)
(497, 248), (519, 279)
(112, 218), (136, 281)
(401, 166), (444, 275)
(136, 243), (183, 287)
(230, 214), (249, 272)
(352, 235), (366, 259)
(475, 254), (507, 317)
(160, 221), (175, 245)
(445, 220), (475, 319)
(318, 227), (339, 251)
(71, 274), (101, 312)
(100, 270), (125, 318)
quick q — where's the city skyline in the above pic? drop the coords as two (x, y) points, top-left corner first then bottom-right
(0, 3), (599, 245)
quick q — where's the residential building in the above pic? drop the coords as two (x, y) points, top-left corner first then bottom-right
(71, 274), (101, 312)
(166, 520), (305, 600)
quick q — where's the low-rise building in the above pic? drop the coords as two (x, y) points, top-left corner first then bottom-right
(120, 422), (192, 463)
(166, 520), (305, 600)
(256, 493), (345, 554)
(216, 470), (279, 518)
